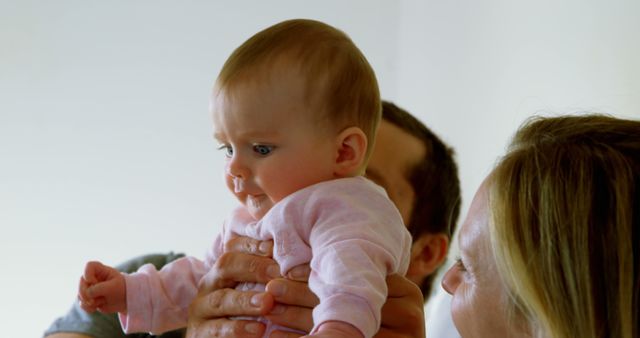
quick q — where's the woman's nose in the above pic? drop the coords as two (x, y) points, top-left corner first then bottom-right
(441, 264), (460, 295)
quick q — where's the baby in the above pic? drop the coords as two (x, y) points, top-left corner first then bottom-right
(78, 19), (411, 338)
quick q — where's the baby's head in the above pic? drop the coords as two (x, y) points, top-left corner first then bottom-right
(214, 19), (381, 161)
(211, 19), (381, 219)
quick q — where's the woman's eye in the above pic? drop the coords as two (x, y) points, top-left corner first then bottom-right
(217, 145), (233, 158)
(455, 257), (467, 272)
(253, 145), (274, 156)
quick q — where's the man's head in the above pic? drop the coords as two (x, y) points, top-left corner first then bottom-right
(367, 101), (461, 300)
(214, 19), (381, 166)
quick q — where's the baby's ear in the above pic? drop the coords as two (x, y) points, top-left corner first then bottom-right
(333, 127), (367, 177)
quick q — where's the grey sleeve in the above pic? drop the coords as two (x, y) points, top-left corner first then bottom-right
(43, 252), (187, 338)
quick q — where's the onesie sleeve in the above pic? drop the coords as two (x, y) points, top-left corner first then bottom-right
(118, 255), (208, 334)
(117, 210), (244, 335)
(44, 252), (186, 338)
(306, 179), (412, 338)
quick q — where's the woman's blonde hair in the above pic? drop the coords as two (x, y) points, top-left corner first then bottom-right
(489, 114), (639, 338)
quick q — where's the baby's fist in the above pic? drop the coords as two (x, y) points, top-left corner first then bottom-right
(78, 261), (126, 313)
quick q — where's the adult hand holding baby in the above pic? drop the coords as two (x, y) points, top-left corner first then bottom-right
(187, 236), (316, 338)
(186, 236), (425, 338)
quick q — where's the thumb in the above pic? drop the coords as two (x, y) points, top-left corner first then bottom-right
(88, 275), (124, 299)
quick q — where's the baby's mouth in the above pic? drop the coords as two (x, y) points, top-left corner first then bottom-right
(247, 194), (265, 209)
(232, 178), (266, 209)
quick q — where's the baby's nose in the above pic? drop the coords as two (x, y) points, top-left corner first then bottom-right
(225, 155), (249, 179)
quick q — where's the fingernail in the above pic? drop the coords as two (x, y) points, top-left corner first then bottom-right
(258, 241), (271, 254)
(288, 265), (309, 280)
(267, 264), (280, 278)
(266, 280), (286, 297)
(245, 322), (261, 334)
(250, 293), (264, 307)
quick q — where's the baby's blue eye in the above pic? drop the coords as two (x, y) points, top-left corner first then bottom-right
(253, 145), (274, 156)
(217, 144), (233, 158)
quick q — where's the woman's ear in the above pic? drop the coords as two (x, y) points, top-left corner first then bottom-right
(334, 126), (368, 177)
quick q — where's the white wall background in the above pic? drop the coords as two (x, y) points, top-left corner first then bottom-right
(1, 1), (638, 337)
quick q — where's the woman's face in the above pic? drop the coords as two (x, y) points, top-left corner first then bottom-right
(441, 180), (526, 338)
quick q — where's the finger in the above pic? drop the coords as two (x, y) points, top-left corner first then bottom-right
(83, 261), (102, 284)
(265, 304), (313, 333)
(385, 274), (423, 299)
(269, 329), (305, 338)
(78, 291), (94, 309)
(198, 252), (281, 295)
(78, 276), (89, 299)
(77, 292), (98, 313)
(86, 278), (118, 298)
(379, 275), (425, 336)
(285, 264), (310, 282)
(379, 297), (425, 330)
(77, 292), (97, 313)
(224, 237), (274, 257)
(77, 277), (95, 307)
(189, 288), (274, 319)
(265, 279), (319, 308)
(373, 327), (407, 338)
(94, 263), (121, 282)
(78, 300), (97, 313)
(93, 297), (110, 312)
(188, 318), (266, 338)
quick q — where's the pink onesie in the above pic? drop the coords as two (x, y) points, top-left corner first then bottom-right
(119, 176), (412, 338)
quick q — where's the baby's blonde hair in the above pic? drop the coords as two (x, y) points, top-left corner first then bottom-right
(216, 19), (381, 163)
(490, 114), (639, 338)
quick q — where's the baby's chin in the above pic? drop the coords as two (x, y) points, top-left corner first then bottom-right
(245, 194), (273, 220)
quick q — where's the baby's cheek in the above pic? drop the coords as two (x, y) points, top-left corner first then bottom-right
(224, 175), (235, 192)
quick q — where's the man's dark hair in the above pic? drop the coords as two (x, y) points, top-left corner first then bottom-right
(382, 101), (462, 300)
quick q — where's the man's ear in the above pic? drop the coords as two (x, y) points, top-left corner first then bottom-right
(333, 126), (367, 177)
(406, 233), (449, 279)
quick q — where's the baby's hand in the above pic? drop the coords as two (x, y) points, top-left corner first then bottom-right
(303, 321), (364, 338)
(77, 261), (126, 314)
